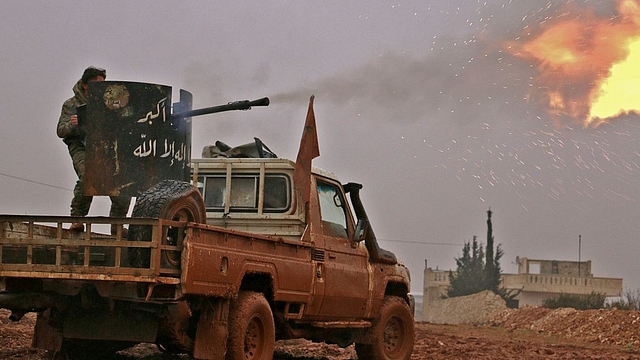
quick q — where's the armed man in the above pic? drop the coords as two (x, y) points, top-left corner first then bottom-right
(56, 66), (131, 234)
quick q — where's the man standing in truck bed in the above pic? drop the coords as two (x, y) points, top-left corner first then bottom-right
(56, 66), (131, 233)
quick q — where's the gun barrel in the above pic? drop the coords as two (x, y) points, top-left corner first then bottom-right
(172, 97), (269, 120)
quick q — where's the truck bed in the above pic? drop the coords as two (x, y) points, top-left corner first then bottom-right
(0, 215), (181, 285)
(0, 215), (316, 304)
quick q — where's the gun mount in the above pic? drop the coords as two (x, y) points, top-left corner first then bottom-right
(80, 81), (269, 197)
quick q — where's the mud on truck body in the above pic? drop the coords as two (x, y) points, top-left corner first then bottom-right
(0, 82), (414, 360)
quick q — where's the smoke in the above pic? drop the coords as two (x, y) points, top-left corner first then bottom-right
(180, 0), (627, 132)
(271, 37), (535, 127)
(270, 0), (626, 128)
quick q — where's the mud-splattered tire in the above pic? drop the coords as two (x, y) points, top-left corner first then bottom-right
(355, 296), (414, 360)
(128, 180), (206, 268)
(226, 291), (275, 360)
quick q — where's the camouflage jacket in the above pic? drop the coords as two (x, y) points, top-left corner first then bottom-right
(56, 80), (86, 146)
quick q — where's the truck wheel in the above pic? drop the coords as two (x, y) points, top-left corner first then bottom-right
(128, 180), (206, 268)
(355, 296), (414, 360)
(226, 291), (275, 360)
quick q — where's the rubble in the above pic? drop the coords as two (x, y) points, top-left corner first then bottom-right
(3, 307), (640, 359)
(490, 306), (640, 347)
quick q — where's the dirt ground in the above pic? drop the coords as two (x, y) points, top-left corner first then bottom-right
(2, 307), (640, 359)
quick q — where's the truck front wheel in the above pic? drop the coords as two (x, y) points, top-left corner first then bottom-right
(355, 296), (414, 360)
(226, 291), (275, 360)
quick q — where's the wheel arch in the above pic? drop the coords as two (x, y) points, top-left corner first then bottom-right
(239, 268), (276, 304)
(385, 280), (411, 305)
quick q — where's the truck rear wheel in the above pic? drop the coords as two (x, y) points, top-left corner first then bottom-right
(128, 180), (206, 268)
(226, 291), (275, 360)
(355, 296), (414, 360)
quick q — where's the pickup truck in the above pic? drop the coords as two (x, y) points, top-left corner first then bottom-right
(0, 87), (414, 360)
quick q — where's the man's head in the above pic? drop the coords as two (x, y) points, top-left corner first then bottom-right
(80, 66), (106, 95)
(81, 66), (107, 84)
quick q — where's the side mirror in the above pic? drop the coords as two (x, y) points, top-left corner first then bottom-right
(355, 219), (369, 242)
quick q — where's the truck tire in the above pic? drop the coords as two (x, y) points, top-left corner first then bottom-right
(355, 296), (414, 360)
(226, 291), (275, 360)
(128, 180), (206, 268)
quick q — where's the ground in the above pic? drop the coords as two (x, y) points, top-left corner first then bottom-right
(2, 307), (640, 359)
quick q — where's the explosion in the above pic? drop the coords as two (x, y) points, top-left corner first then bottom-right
(509, 0), (640, 127)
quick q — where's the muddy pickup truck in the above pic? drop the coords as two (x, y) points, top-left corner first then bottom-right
(0, 82), (414, 360)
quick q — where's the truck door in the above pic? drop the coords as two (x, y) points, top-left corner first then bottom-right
(314, 179), (370, 319)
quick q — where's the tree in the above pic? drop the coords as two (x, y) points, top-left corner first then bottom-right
(484, 209), (503, 293)
(447, 235), (487, 297)
(447, 209), (507, 298)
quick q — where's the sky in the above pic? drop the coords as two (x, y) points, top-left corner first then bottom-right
(1, 0), (640, 295)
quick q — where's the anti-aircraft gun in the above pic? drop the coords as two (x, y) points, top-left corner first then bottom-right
(78, 81), (269, 198)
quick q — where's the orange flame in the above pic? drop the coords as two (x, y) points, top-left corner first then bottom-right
(508, 0), (640, 127)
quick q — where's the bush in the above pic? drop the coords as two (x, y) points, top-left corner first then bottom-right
(606, 288), (640, 310)
(624, 288), (640, 310)
(607, 300), (633, 310)
(542, 292), (606, 310)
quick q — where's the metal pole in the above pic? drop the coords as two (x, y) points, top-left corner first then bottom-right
(578, 234), (581, 276)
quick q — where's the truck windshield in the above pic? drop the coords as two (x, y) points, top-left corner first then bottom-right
(197, 174), (290, 213)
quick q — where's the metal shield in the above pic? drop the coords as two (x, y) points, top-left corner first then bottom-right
(82, 81), (192, 197)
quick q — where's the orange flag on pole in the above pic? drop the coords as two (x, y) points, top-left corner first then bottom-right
(293, 95), (320, 211)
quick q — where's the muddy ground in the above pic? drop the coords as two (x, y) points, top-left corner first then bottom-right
(2, 307), (640, 359)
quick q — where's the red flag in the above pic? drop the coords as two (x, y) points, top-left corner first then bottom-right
(293, 95), (320, 208)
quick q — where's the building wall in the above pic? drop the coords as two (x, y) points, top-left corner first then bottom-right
(518, 257), (591, 276)
(424, 261), (623, 310)
(515, 291), (556, 307)
(501, 273), (622, 306)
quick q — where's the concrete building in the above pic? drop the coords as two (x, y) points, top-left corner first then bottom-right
(423, 256), (623, 313)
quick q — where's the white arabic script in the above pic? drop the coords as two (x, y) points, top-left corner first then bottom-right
(133, 138), (187, 167)
(136, 97), (167, 125)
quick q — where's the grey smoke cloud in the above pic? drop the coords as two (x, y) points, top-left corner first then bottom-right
(264, 0), (626, 130)
(270, 40), (535, 128)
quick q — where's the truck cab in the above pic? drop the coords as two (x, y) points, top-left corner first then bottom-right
(189, 152), (412, 322)
(192, 157), (305, 239)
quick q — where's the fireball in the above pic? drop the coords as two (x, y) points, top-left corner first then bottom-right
(509, 0), (640, 127)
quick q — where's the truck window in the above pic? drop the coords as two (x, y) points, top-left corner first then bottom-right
(317, 181), (348, 238)
(197, 174), (290, 212)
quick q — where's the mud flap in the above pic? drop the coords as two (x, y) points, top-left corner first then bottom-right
(194, 298), (229, 360)
(32, 309), (63, 351)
